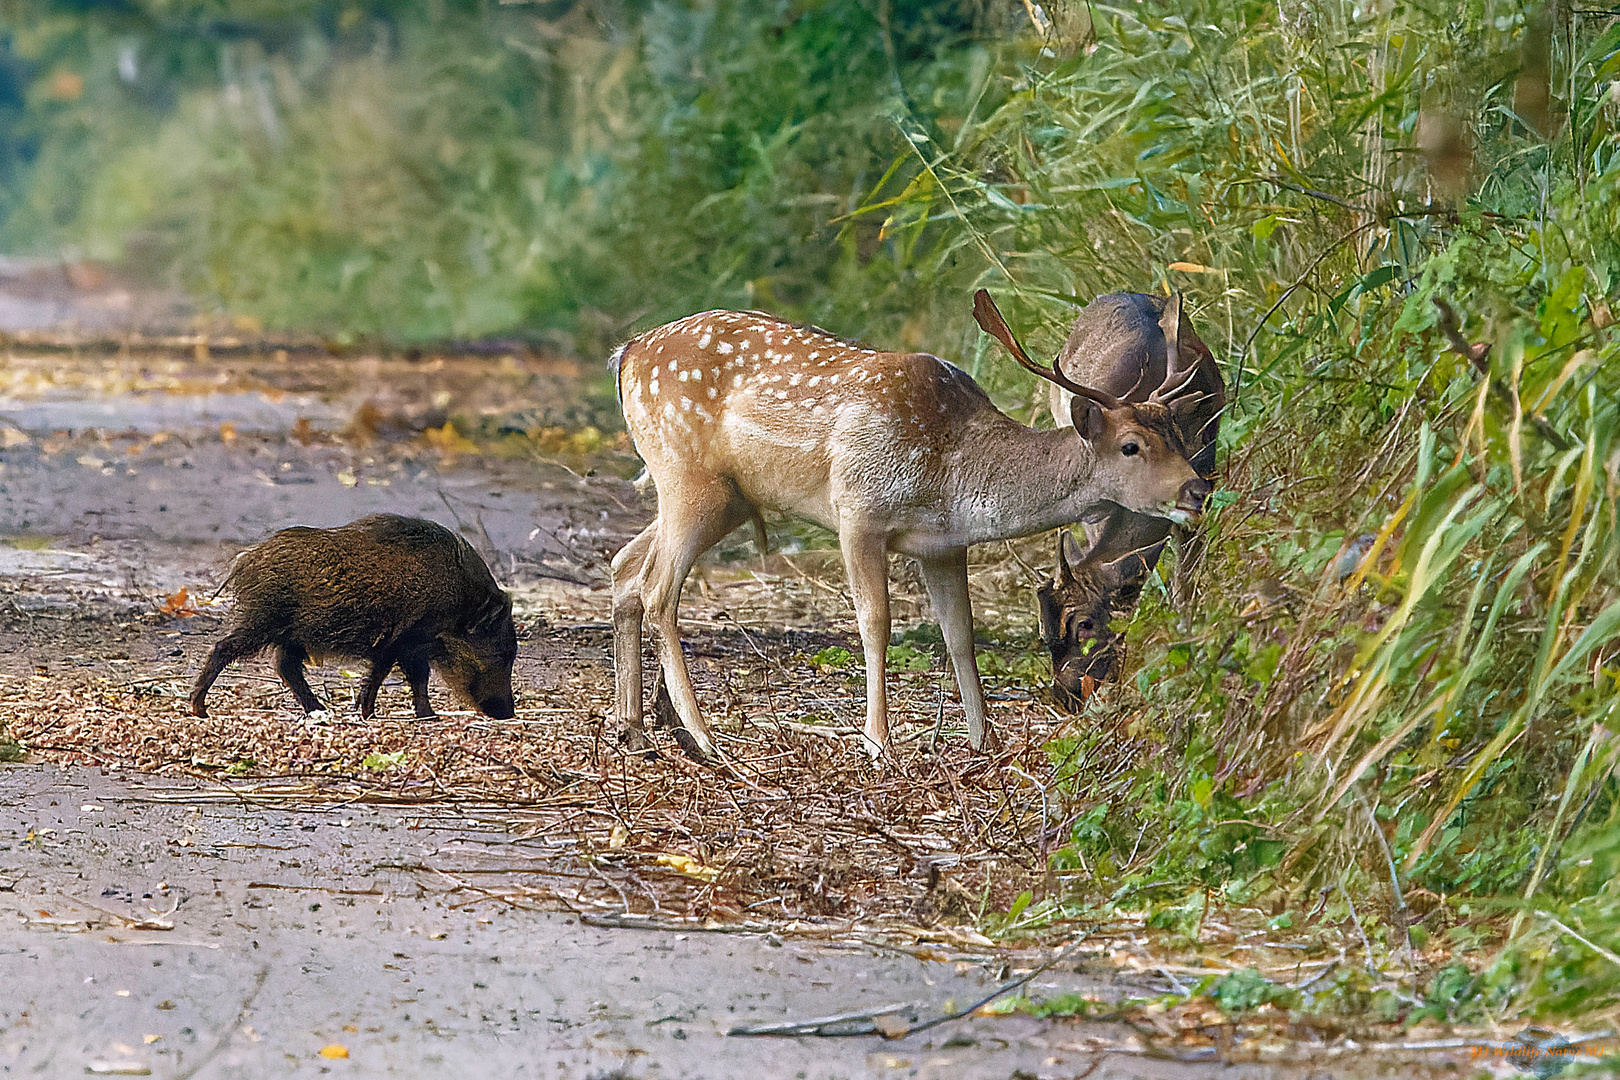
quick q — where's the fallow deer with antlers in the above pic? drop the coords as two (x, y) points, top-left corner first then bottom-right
(609, 291), (1210, 760)
(1022, 293), (1226, 708)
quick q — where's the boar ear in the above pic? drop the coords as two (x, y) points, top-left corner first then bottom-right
(465, 591), (513, 633)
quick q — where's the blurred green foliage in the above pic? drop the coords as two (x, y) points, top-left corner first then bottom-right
(3, 0), (1620, 1026)
(0, 0), (1001, 341)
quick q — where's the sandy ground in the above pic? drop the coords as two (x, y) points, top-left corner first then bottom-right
(0, 273), (1532, 1078)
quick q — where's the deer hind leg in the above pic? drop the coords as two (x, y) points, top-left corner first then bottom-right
(611, 523), (658, 750)
(840, 528), (892, 759)
(639, 483), (753, 762)
(916, 549), (991, 752)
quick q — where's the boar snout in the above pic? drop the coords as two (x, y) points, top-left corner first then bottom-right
(478, 692), (516, 721)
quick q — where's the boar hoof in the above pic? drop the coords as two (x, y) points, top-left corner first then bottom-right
(669, 727), (710, 764)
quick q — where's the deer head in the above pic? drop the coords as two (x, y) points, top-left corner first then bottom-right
(610, 303), (1206, 761)
(1036, 530), (1144, 709)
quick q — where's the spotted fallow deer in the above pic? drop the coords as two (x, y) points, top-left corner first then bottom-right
(609, 291), (1211, 761)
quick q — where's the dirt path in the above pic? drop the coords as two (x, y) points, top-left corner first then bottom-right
(1, 766), (1513, 1079)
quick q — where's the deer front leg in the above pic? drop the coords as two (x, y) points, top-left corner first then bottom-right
(841, 529), (892, 759)
(915, 549), (991, 751)
(611, 523), (657, 751)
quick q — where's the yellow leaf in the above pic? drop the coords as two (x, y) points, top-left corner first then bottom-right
(319, 1044), (349, 1059)
(423, 422), (479, 456)
(1168, 261), (1220, 274)
(653, 853), (719, 881)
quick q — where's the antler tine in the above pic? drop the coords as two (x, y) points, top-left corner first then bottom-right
(1161, 293), (1183, 375)
(1147, 293), (1201, 405)
(971, 289), (1125, 411)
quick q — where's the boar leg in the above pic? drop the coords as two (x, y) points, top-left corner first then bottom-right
(400, 653), (437, 719)
(189, 631), (265, 717)
(274, 645), (326, 715)
(358, 651), (399, 720)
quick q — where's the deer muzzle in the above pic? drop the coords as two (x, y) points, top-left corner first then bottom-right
(1169, 477), (1212, 523)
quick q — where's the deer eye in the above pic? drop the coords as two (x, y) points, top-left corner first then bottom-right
(1121, 441), (1140, 457)
(1079, 619), (1095, 632)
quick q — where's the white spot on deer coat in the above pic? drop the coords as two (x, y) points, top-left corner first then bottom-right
(717, 341), (733, 354)
(699, 332), (712, 349)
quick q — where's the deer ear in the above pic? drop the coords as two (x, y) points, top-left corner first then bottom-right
(1058, 529), (1085, 577)
(1071, 396), (1109, 443)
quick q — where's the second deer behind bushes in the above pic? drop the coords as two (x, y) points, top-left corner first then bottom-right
(1037, 293), (1226, 707)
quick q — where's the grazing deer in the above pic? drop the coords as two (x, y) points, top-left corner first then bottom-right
(609, 292), (1210, 760)
(1044, 293), (1225, 610)
(1036, 529), (1143, 710)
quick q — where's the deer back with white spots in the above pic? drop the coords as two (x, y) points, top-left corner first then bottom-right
(608, 295), (1210, 761)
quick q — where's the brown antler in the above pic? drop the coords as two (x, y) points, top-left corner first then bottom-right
(972, 289), (1125, 410)
(1147, 293), (1201, 405)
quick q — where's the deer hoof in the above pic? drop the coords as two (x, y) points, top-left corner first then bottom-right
(618, 724), (652, 753)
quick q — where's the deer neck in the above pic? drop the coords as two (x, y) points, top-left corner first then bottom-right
(945, 412), (1103, 546)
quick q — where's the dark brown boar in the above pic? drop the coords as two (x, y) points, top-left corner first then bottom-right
(189, 514), (517, 721)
